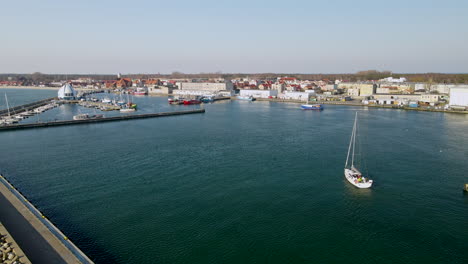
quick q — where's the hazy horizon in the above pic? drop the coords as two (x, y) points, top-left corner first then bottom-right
(2, 0), (468, 74)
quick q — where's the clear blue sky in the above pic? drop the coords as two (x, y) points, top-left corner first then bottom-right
(1, 0), (467, 74)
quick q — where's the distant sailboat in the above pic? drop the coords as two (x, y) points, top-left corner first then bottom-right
(3, 94), (18, 124)
(344, 112), (373, 188)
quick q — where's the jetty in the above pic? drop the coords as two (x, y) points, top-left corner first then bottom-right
(0, 97), (57, 117)
(0, 175), (93, 263)
(0, 109), (205, 131)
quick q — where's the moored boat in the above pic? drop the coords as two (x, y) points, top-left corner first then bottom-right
(73, 113), (104, 120)
(200, 96), (214, 103)
(301, 104), (323, 110)
(183, 99), (201, 105)
(120, 107), (136, 113)
(237, 95), (256, 101)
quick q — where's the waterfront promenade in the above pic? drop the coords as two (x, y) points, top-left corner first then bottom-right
(0, 175), (93, 263)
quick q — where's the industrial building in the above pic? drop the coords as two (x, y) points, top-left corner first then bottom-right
(174, 82), (234, 96)
(239, 89), (278, 98)
(280, 91), (315, 102)
(177, 82), (233, 92)
(449, 87), (468, 107)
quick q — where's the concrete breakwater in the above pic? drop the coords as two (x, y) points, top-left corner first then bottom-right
(0, 175), (93, 263)
(0, 97), (57, 117)
(0, 109), (205, 131)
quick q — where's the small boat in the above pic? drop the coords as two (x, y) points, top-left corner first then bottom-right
(201, 96), (214, 103)
(301, 104), (323, 110)
(120, 108), (136, 113)
(102, 97), (112, 104)
(237, 95), (256, 101)
(133, 87), (147, 95)
(344, 112), (373, 188)
(183, 99), (201, 105)
(73, 113), (104, 120)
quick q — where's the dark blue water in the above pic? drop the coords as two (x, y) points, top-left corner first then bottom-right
(0, 90), (467, 263)
(0, 88), (57, 108)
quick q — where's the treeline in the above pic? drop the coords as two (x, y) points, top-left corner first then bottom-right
(1, 71), (468, 84)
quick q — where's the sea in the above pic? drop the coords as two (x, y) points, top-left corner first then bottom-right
(0, 88), (467, 263)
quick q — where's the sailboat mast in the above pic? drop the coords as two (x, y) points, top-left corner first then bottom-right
(5, 94), (11, 117)
(351, 112), (357, 167)
(345, 125), (353, 168)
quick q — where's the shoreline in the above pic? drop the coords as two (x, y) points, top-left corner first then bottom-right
(0, 86), (59, 90)
(253, 97), (468, 114)
(0, 175), (93, 263)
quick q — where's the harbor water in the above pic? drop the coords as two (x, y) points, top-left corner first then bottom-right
(0, 89), (467, 263)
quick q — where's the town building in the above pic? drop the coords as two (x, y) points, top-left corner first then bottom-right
(379, 77), (407, 83)
(449, 87), (468, 107)
(174, 81), (234, 96)
(148, 86), (174, 95)
(420, 94), (442, 103)
(178, 82), (233, 91)
(280, 91), (315, 102)
(239, 89), (278, 98)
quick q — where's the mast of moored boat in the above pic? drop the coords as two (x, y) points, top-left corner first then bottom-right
(345, 112), (358, 168)
(351, 112), (357, 168)
(5, 94), (11, 117)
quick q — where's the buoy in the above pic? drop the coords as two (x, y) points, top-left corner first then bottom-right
(464, 183), (468, 192)
(63, 236), (68, 240)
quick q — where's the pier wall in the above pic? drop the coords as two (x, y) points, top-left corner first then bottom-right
(0, 97), (57, 117)
(0, 175), (93, 263)
(0, 109), (206, 131)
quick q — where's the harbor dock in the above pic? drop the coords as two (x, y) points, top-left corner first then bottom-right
(0, 175), (93, 263)
(0, 97), (57, 117)
(0, 109), (205, 131)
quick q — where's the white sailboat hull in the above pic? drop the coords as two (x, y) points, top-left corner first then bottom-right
(344, 168), (373, 189)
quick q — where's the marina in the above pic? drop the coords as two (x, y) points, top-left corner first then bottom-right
(0, 89), (466, 264)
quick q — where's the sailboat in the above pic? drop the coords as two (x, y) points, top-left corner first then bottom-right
(3, 94), (19, 124)
(344, 112), (373, 188)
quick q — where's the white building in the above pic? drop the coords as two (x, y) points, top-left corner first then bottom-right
(380, 77), (407, 83)
(178, 82), (233, 92)
(271, 83), (285, 93)
(173, 90), (217, 96)
(57, 83), (76, 100)
(430, 84), (468, 95)
(239, 89), (278, 98)
(347, 88), (360, 97)
(449, 87), (468, 107)
(280, 91), (315, 102)
(148, 86), (174, 95)
(420, 94), (441, 103)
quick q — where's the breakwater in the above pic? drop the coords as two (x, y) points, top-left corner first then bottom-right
(0, 109), (205, 131)
(0, 97), (57, 116)
(0, 175), (93, 263)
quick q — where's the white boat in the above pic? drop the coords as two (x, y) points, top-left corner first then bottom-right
(73, 113), (104, 120)
(237, 95), (256, 101)
(102, 97), (112, 104)
(120, 108), (136, 113)
(344, 112), (373, 188)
